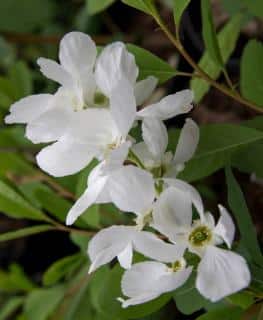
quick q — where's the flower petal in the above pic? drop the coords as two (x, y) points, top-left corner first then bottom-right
(88, 226), (136, 272)
(59, 31), (97, 77)
(163, 178), (204, 219)
(132, 142), (159, 168)
(134, 231), (185, 263)
(5, 94), (52, 124)
(67, 109), (120, 152)
(152, 186), (193, 242)
(137, 89), (194, 120)
(118, 242), (133, 269)
(120, 261), (192, 307)
(109, 77), (136, 137)
(109, 165), (155, 214)
(135, 76), (158, 105)
(104, 141), (131, 173)
(196, 246), (251, 302)
(214, 205), (235, 248)
(36, 138), (97, 177)
(26, 107), (71, 144)
(95, 42), (138, 96)
(37, 58), (74, 88)
(174, 118), (199, 165)
(66, 176), (108, 225)
(142, 118), (168, 159)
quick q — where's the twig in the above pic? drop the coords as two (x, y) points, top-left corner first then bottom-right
(154, 15), (263, 114)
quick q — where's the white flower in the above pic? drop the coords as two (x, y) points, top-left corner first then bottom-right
(136, 89), (194, 120)
(66, 141), (131, 225)
(119, 260), (192, 308)
(88, 226), (185, 273)
(132, 118), (199, 178)
(5, 32), (157, 177)
(152, 187), (251, 302)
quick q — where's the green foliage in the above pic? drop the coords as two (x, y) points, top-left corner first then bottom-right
(0, 224), (54, 242)
(173, 273), (210, 315)
(127, 44), (176, 83)
(196, 305), (244, 320)
(0, 180), (48, 221)
(92, 264), (171, 319)
(0, 264), (35, 293)
(227, 292), (254, 310)
(201, 0), (223, 67)
(87, 0), (116, 15)
(0, 0), (55, 33)
(225, 167), (263, 267)
(241, 40), (263, 107)
(121, 0), (157, 16)
(191, 13), (242, 102)
(0, 297), (24, 320)
(43, 253), (85, 286)
(171, 124), (263, 182)
(24, 285), (65, 320)
(173, 0), (191, 27)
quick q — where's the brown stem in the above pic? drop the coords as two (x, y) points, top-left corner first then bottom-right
(154, 16), (263, 113)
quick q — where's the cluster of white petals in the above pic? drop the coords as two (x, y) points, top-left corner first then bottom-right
(5, 32), (251, 308)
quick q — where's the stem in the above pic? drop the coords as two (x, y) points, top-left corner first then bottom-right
(154, 16), (263, 113)
(222, 68), (235, 91)
(36, 171), (76, 200)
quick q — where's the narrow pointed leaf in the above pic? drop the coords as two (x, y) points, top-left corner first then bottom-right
(0, 225), (54, 242)
(225, 166), (263, 266)
(201, 0), (223, 67)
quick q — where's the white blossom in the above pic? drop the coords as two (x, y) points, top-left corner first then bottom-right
(132, 118), (199, 178)
(5, 32), (157, 177)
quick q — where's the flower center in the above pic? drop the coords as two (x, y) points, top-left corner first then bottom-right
(93, 91), (109, 106)
(168, 258), (186, 273)
(188, 225), (212, 247)
(135, 211), (153, 230)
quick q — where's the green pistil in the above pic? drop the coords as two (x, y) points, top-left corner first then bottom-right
(188, 226), (212, 247)
(94, 92), (109, 106)
(171, 260), (182, 272)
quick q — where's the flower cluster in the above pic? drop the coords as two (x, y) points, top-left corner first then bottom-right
(5, 32), (251, 307)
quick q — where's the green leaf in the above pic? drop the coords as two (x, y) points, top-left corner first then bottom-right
(201, 0), (223, 66)
(227, 292), (254, 310)
(9, 61), (33, 99)
(0, 152), (35, 177)
(24, 286), (65, 320)
(87, 0), (116, 15)
(241, 40), (263, 107)
(127, 44), (176, 83)
(121, 0), (157, 16)
(196, 306), (244, 320)
(0, 127), (36, 149)
(95, 265), (171, 319)
(242, 0), (263, 18)
(0, 264), (35, 293)
(0, 297), (24, 320)
(232, 142), (263, 178)
(0, 0), (55, 33)
(43, 253), (84, 286)
(173, 124), (263, 182)
(233, 118), (263, 178)
(173, 0), (191, 26)
(0, 180), (47, 221)
(0, 37), (15, 69)
(173, 273), (210, 315)
(0, 225), (54, 242)
(62, 279), (94, 320)
(191, 13), (242, 102)
(70, 233), (91, 252)
(225, 167), (263, 266)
